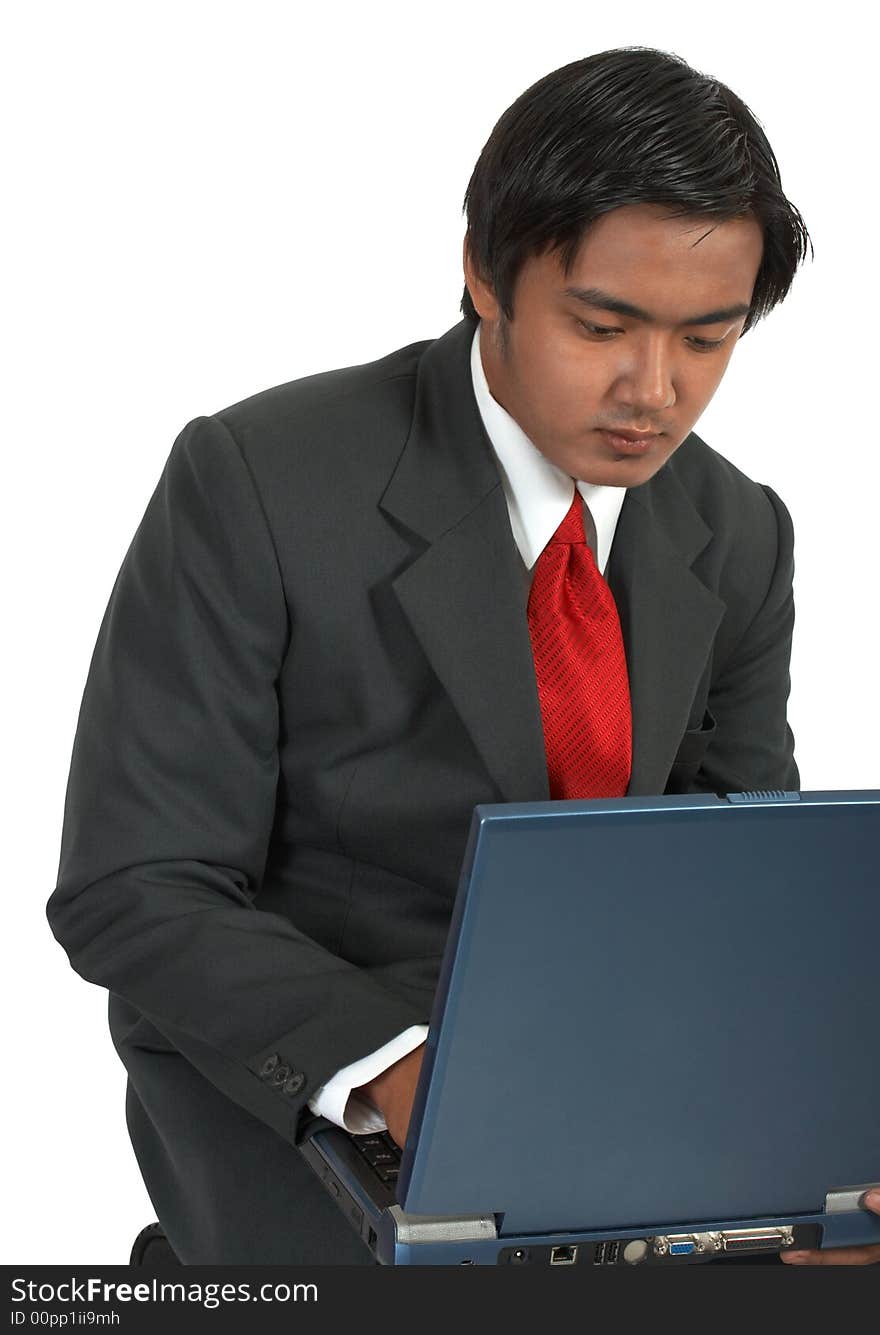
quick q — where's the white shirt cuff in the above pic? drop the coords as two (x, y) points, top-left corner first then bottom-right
(307, 1025), (429, 1134)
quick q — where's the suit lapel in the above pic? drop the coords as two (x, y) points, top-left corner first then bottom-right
(606, 472), (725, 794)
(379, 320), (551, 802)
(379, 319), (725, 802)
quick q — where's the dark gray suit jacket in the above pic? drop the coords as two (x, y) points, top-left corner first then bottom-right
(47, 315), (797, 1203)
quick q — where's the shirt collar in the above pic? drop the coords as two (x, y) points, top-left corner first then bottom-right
(470, 320), (627, 575)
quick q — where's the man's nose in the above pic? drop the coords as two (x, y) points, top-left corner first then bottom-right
(615, 340), (676, 414)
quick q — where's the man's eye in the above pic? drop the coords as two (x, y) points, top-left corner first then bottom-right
(577, 319), (726, 352)
(578, 321), (618, 339)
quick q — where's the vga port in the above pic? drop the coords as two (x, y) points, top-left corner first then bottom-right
(652, 1233), (713, 1257)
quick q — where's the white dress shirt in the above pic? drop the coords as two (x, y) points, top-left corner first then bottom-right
(308, 320), (629, 1132)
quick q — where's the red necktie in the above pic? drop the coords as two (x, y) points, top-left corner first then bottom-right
(527, 489), (632, 799)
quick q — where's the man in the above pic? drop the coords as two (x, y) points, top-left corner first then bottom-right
(46, 46), (880, 1265)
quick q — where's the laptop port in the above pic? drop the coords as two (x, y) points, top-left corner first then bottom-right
(550, 1245), (578, 1265)
(593, 1242), (607, 1265)
(606, 1240), (620, 1264)
(721, 1228), (793, 1253)
(652, 1233), (716, 1257)
(670, 1240), (697, 1256)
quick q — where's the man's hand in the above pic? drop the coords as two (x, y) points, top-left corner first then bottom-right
(780, 1189), (880, 1265)
(354, 1042), (426, 1149)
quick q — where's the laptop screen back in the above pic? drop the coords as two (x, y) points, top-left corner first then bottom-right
(397, 791), (880, 1237)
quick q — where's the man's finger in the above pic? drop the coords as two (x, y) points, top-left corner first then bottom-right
(781, 1246), (880, 1266)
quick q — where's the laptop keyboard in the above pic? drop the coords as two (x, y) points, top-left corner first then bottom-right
(351, 1131), (402, 1184)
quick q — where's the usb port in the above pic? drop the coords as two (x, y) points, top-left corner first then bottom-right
(593, 1242), (607, 1265)
(606, 1240), (620, 1264)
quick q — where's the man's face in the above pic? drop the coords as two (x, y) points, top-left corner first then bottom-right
(463, 202), (765, 487)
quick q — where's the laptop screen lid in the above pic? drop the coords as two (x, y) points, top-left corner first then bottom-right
(395, 790), (880, 1239)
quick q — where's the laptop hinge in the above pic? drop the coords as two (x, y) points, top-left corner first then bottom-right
(725, 790), (801, 804)
(388, 1205), (498, 1245)
(825, 1183), (880, 1213)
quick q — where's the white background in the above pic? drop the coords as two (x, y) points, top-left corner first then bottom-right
(4, 0), (877, 1264)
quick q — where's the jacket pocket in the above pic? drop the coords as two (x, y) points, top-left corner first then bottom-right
(669, 707), (717, 771)
(116, 1011), (179, 1054)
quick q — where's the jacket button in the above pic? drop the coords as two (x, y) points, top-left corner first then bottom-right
(269, 1064), (291, 1087)
(282, 1073), (305, 1096)
(259, 1054), (281, 1079)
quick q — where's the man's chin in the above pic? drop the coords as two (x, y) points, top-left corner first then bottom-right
(571, 454), (670, 488)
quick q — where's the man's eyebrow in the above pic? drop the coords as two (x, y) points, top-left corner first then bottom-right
(562, 285), (752, 327)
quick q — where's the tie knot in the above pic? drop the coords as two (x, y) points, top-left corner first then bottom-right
(549, 488), (587, 545)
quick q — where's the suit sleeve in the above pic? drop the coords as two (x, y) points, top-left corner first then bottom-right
(46, 414), (428, 1149)
(690, 482), (799, 796)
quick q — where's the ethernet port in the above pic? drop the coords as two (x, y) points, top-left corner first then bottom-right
(550, 1245), (578, 1265)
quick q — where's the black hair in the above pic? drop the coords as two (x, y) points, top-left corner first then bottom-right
(460, 47), (812, 335)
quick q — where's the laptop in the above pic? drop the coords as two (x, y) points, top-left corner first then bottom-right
(299, 789), (880, 1265)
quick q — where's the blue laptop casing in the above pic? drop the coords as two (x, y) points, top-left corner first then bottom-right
(307, 790), (880, 1264)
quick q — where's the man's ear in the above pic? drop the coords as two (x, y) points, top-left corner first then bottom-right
(462, 233), (501, 323)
